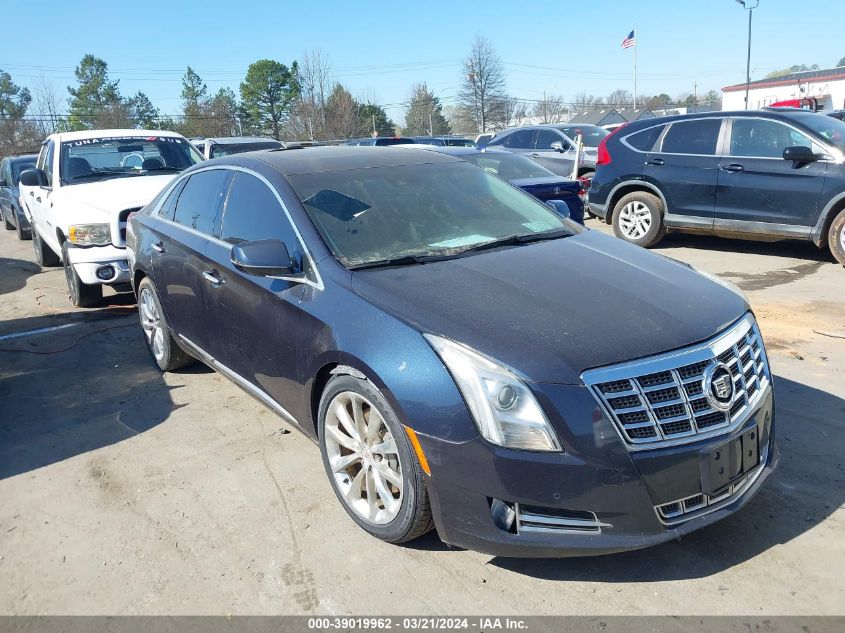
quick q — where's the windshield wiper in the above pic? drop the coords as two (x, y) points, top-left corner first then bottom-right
(349, 253), (449, 271)
(459, 228), (573, 254)
(71, 170), (142, 180)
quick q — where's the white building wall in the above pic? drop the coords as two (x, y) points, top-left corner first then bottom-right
(722, 77), (845, 111)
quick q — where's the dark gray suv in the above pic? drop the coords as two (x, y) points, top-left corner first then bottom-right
(588, 110), (845, 266)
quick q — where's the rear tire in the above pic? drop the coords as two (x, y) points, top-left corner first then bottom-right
(3, 208), (13, 230)
(32, 229), (61, 267)
(15, 216), (31, 241)
(611, 191), (667, 248)
(318, 374), (433, 544)
(62, 242), (102, 308)
(828, 208), (845, 267)
(137, 277), (195, 371)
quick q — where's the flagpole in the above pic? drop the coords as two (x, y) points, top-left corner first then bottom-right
(633, 27), (638, 109)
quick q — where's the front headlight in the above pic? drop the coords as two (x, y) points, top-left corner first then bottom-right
(424, 334), (561, 452)
(68, 223), (111, 246)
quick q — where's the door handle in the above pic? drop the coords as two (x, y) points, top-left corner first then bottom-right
(202, 270), (223, 286)
(645, 158), (664, 166)
(151, 241), (164, 253)
(721, 163), (744, 172)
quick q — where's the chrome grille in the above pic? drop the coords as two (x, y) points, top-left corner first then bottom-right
(582, 314), (770, 450)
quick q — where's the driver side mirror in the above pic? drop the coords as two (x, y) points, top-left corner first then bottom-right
(19, 168), (48, 187)
(782, 145), (822, 163)
(231, 239), (304, 282)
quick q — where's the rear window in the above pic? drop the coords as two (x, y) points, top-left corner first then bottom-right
(660, 119), (722, 155)
(625, 126), (665, 152)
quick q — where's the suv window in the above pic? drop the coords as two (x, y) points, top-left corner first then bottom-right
(172, 169), (230, 235)
(660, 119), (721, 155)
(626, 125), (665, 152)
(729, 118), (814, 158)
(534, 129), (566, 150)
(492, 129), (535, 149)
(220, 172), (305, 270)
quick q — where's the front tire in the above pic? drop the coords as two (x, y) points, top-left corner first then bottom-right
(318, 374), (433, 544)
(137, 277), (195, 372)
(828, 208), (845, 267)
(612, 191), (667, 248)
(62, 242), (102, 308)
(2, 208), (14, 230)
(32, 229), (61, 267)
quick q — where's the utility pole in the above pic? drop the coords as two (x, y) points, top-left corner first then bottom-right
(372, 113), (376, 136)
(694, 81), (698, 104)
(735, 0), (759, 110)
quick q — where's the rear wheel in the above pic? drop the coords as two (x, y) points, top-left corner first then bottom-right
(612, 191), (667, 248)
(32, 229), (61, 267)
(828, 208), (845, 267)
(62, 242), (102, 308)
(137, 277), (195, 371)
(3, 208), (13, 230)
(15, 215), (31, 240)
(318, 374), (433, 544)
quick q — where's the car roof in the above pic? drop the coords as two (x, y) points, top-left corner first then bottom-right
(51, 129), (186, 143)
(406, 146), (508, 157)
(223, 145), (464, 176)
(622, 109), (837, 128)
(205, 136), (281, 145)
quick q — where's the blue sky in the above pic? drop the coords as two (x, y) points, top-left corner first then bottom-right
(3, 0), (844, 123)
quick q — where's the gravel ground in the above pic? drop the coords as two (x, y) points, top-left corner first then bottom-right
(1, 221), (843, 615)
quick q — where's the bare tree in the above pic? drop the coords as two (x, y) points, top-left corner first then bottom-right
(531, 94), (568, 123)
(606, 89), (633, 109)
(288, 49), (333, 140)
(31, 75), (64, 138)
(458, 36), (507, 133)
(499, 96), (530, 128)
(571, 92), (604, 110)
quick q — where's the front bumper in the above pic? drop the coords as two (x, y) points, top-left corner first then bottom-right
(417, 385), (776, 557)
(65, 243), (130, 285)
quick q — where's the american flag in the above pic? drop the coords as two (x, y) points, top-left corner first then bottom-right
(621, 30), (636, 49)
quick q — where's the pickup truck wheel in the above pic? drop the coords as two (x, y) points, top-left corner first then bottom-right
(15, 216), (31, 241)
(829, 209), (845, 267)
(32, 229), (61, 267)
(612, 191), (667, 248)
(137, 277), (195, 371)
(62, 242), (102, 308)
(3, 208), (14, 230)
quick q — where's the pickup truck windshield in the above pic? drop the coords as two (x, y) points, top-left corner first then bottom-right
(60, 135), (202, 185)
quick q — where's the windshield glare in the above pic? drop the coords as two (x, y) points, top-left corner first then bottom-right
(463, 152), (555, 179)
(794, 113), (845, 151)
(555, 125), (609, 147)
(289, 162), (571, 267)
(60, 135), (202, 184)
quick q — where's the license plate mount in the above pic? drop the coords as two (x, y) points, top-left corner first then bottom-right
(704, 428), (759, 496)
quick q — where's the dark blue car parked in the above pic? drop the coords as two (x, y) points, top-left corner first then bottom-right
(127, 147), (777, 557)
(588, 109), (845, 266)
(0, 154), (37, 240)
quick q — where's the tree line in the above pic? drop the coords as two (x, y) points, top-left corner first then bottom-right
(2, 36), (736, 154)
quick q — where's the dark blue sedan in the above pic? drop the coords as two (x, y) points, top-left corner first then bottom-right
(127, 147), (776, 557)
(411, 146), (585, 224)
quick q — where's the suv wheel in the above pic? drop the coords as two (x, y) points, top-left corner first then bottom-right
(318, 374), (433, 544)
(32, 229), (61, 267)
(137, 277), (195, 371)
(612, 191), (667, 248)
(62, 242), (102, 308)
(829, 208), (845, 267)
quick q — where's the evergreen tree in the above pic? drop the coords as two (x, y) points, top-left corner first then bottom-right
(127, 91), (159, 128)
(240, 59), (299, 139)
(67, 55), (122, 129)
(404, 83), (450, 136)
(358, 103), (395, 137)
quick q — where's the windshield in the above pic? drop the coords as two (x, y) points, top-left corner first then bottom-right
(209, 141), (282, 158)
(60, 135), (201, 184)
(554, 125), (609, 148)
(462, 152), (556, 180)
(288, 162), (572, 268)
(793, 113), (845, 151)
(442, 138), (476, 147)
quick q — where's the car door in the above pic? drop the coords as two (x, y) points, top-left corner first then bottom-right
(27, 141), (56, 244)
(201, 170), (309, 408)
(154, 168), (231, 352)
(0, 159), (10, 219)
(714, 117), (827, 228)
(643, 117), (724, 228)
(530, 128), (576, 177)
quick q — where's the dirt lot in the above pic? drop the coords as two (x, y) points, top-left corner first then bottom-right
(1, 221), (843, 615)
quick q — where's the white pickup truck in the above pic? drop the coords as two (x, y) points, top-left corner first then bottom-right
(20, 129), (202, 306)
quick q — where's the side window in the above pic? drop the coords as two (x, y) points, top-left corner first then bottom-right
(500, 129), (536, 148)
(729, 118), (814, 158)
(1, 160), (9, 187)
(172, 169), (230, 235)
(220, 172), (305, 271)
(626, 125), (665, 152)
(41, 142), (55, 184)
(660, 119), (722, 155)
(157, 179), (187, 219)
(534, 129), (566, 150)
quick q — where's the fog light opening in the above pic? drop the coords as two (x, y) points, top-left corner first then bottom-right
(96, 265), (115, 281)
(490, 498), (517, 533)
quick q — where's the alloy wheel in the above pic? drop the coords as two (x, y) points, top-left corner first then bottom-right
(323, 391), (404, 525)
(139, 287), (165, 362)
(618, 201), (652, 239)
(840, 223), (845, 254)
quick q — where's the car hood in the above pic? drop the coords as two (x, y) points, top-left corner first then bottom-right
(58, 175), (176, 215)
(351, 230), (748, 385)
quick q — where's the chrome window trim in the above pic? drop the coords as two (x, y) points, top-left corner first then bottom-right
(619, 123), (669, 154)
(582, 313), (771, 451)
(149, 165), (324, 291)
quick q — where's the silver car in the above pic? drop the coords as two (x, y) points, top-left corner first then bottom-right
(485, 124), (609, 180)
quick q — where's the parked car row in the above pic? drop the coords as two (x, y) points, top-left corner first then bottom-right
(0, 153), (37, 240)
